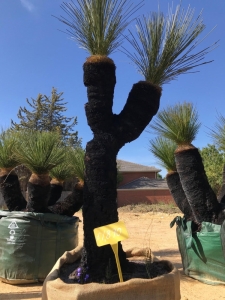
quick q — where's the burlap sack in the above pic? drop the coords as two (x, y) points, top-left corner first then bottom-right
(42, 246), (180, 300)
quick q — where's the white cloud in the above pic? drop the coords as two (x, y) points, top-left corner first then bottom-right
(20, 0), (35, 12)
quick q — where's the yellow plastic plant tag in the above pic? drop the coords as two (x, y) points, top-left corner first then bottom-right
(93, 221), (129, 282)
(94, 221), (128, 247)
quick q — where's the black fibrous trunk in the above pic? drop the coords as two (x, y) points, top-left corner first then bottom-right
(48, 186), (83, 216)
(48, 184), (63, 206)
(166, 171), (195, 222)
(175, 147), (220, 223)
(81, 58), (161, 282)
(0, 172), (27, 211)
(26, 182), (50, 213)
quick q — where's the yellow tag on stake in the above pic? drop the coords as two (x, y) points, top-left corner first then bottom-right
(93, 221), (129, 282)
(94, 221), (128, 247)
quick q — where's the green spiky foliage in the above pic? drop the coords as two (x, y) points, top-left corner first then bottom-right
(69, 147), (85, 184)
(123, 4), (217, 85)
(14, 131), (65, 175)
(209, 113), (225, 152)
(150, 102), (200, 145)
(0, 129), (19, 169)
(57, 0), (143, 56)
(149, 137), (177, 172)
(49, 160), (74, 182)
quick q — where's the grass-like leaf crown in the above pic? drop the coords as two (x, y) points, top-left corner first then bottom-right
(14, 130), (65, 175)
(149, 102), (200, 145)
(149, 137), (177, 172)
(0, 129), (19, 169)
(69, 147), (85, 183)
(122, 4), (218, 85)
(209, 113), (225, 152)
(57, 0), (143, 56)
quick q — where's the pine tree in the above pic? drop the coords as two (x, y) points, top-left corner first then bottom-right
(11, 87), (82, 148)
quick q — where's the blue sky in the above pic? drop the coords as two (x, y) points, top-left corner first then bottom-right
(0, 0), (225, 177)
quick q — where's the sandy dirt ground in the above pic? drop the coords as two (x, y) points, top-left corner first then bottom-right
(0, 210), (225, 300)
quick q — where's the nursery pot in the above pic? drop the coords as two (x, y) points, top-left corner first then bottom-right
(172, 216), (225, 285)
(0, 211), (79, 284)
(42, 246), (181, 300)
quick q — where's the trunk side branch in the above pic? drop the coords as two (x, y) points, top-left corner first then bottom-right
(114, 81), (161, 144)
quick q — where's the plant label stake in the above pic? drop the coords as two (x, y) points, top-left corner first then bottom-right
(94, 221), (129, 282)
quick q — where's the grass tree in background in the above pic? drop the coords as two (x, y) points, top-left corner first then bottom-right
(14, 130), (65, 212)
(57, 0), (217, 282)
(149, 137), (194, 221)
(150, 102), (221, 224)
(0, 129), (27, 211)
(48, 147), (85, 216)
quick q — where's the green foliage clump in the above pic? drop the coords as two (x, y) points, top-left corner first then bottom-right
(200, 144), (224, 195)
(57, 0), (143, 56)
(149, 137), (177, 172)
(0, 129), (19, 169)
(123, 4), (217, 85)
(14, 130), (65, 175)
(149, 102), (200, 145)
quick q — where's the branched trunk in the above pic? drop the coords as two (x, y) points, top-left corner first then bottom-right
(81, 58), (161, 282)
(166, 171), (195, 222)
(48, 185), (83, 216)
(175, 146), (220, 223)
(0, 169), (27, 211)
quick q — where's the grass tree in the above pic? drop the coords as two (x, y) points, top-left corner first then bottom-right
(149, 137), (194, 221)
(150, 102), (221, 224)
(0, 129), (27, 211)
(48, 147), (85, 216)
(57, 0), (217, 282)
(14, 130), (65, 212)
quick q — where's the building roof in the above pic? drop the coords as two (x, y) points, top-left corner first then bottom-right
(117, 159), (161, 173)
(118, 177), (168, 190)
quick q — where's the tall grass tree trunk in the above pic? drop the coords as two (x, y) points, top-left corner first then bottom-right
(81, 57), (161, 281)
(166, 171), (194, 221)
(0, 168), (27, 211)
(26, 173), (50, 212)
(175, 146), (220, 224)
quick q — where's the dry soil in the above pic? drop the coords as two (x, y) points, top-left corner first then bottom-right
(0, 207), (225, 300)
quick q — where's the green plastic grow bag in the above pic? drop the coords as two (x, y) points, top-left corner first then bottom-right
(171, 216), (225, 285)
(0, 211), (79, 284)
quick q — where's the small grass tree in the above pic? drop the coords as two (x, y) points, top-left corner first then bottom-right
(57, 0), (217, 282)
(149, 102), (220, 224)
(14, 130), (65, 212)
